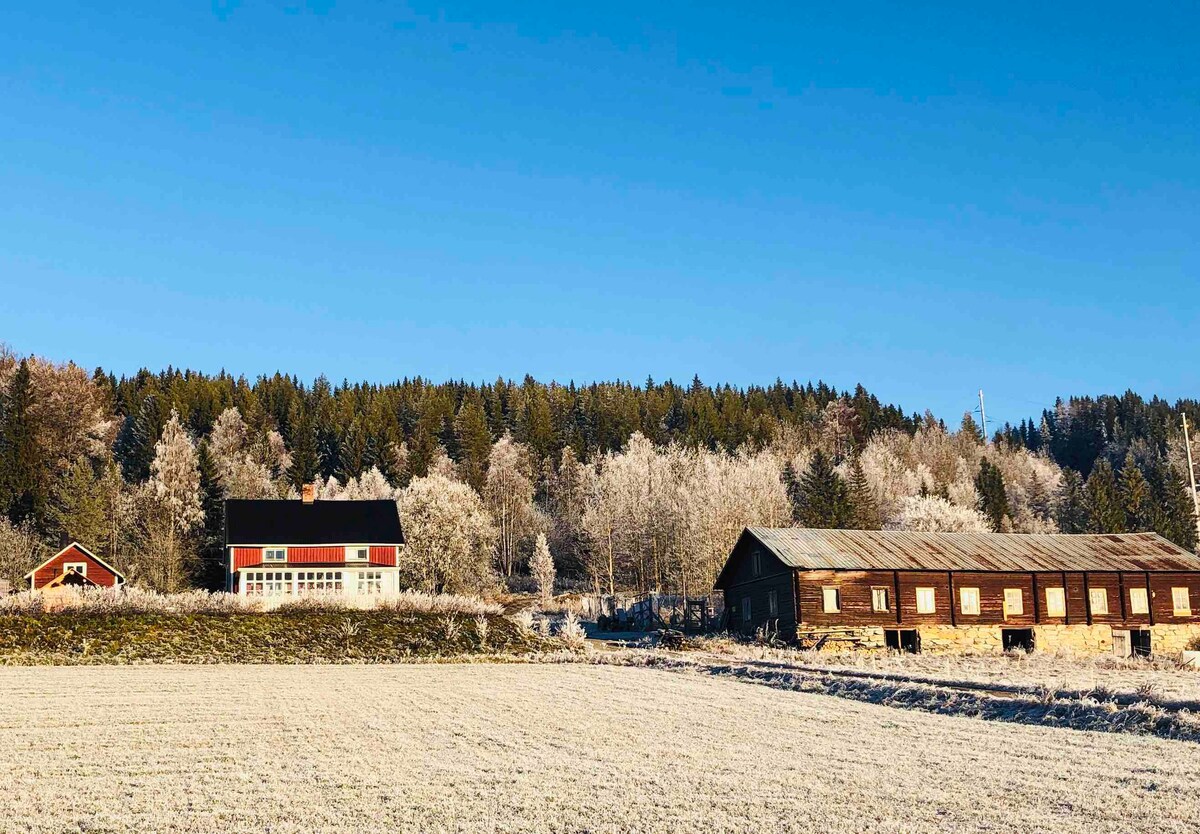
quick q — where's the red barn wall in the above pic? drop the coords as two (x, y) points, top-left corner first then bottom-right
(32, 546), (121, 588)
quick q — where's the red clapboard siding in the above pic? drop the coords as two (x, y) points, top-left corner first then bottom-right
(288, 546), (346, 564)
(369, 545), (397, 566)
(32, 546), (120, 588)
(233, 548), (262, 569)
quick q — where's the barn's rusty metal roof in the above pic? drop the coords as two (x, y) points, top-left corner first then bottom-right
(744, 528), (1200, 573)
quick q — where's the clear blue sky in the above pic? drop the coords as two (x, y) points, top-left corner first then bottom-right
(2, 2), (1197, 430)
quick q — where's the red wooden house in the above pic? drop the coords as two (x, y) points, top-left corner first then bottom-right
(225, 488), (405, 597)
(25, 542), (126, 591)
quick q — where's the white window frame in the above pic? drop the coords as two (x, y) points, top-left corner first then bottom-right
(346, 545), (370, 562)
(915, 587), (936, 615)
(1129, 587), (1149, 615)
(1003, 588), (1024, 618)
(357, 570), (383, 595)
(63, 562), (88, 576)
(767, 589), (779, 616)
(1089, 588), (1109, 616)
(1172, 587), (1192, 617)
(871, 587), (889, 613)
(822, 587), (841, 614)
(959, 587), (980, 616)
(1045, 587), (1066, 618)
(263, 547), (287, 563)
(741, 597), (752, 623)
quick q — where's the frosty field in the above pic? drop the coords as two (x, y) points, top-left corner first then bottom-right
(3, 664), (1200, 833)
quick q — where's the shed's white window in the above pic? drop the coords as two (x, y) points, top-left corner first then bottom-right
(741, 597), (752, 623)
(1172, 587), (1192, 616)
(915, 587), (936, 614)
(1045, 587), (1066, 617)
(822, 587), (841, 614)
(347, 546), (369, 562)
(1089, 588), (1109, 615)
(1129, 587), (1149, 615)
(767, 589), (779, 616)
(63, 562), (88, 576)
(871, 587), (889, 612)
(1003, 588), (1024, 618)
(263, 548), (286, 563)
(959, 587), (980, 616)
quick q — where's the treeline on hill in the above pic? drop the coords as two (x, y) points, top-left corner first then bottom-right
(0, 345), (1197, 597)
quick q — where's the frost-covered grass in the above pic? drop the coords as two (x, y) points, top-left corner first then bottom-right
(4, 664), (1200, 833)
(0, 586), (501, 616)
(686, 637), (1200, 701)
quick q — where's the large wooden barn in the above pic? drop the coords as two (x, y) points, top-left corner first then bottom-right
(714, 528), (1200, 656)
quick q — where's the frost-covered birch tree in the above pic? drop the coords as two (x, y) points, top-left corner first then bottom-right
(141, 409), (204, 590)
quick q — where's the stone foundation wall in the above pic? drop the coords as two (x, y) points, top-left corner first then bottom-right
(812, 623), (1200, 656)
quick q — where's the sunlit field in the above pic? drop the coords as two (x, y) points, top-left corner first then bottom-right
(3, 664), (1200, 833)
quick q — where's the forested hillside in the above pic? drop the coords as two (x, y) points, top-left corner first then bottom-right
(1, 344), (1197, 596)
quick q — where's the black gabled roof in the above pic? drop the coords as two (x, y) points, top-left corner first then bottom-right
(224, 499), (404, 546)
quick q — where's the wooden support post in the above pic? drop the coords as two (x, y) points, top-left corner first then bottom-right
(1082, 572), (1092, 625)
(893, 571), (902, 625)
(1062, 570), (1069, 625)
(947, 571), (956, 626)
(793, 571), (802, 627)
(1118, 573), (1127, 622)
(1032, 573), (1040, 623)
(1145, 571), (1154, 626)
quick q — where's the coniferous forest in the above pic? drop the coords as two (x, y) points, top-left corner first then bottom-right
(0, 344), (1197, 597)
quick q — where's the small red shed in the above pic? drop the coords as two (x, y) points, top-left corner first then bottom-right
(25, 543), (126, 591)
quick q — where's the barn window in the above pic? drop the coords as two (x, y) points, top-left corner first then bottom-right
(742, 597), (752, 622)
(959, 587), (980, 616)
(871, 587), (889, 612)
(1045, 587), (1066, 617)
(1129, 587), (1149, 615)
(1003, 588), (1024, 618)
(822, 587), (841, 613)
(347, 546), (369, 562)
(752, 551), (762, 577)
(1089, 588), (1109, 615)
(1172, 587), (1192, 616)
(264, 548), (286, 563)
(63, 562), (88, 576)
(915, 587), (936, 614)
(767, 589), (779, 616)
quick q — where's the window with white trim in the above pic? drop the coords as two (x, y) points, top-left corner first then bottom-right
(347, 546), (369, 562)
(1089, 588), (1109, 616)
(244, 571), (293, 595)
(296, 571), (344, 593)
(752, 551), (762, 577)
(767, 589), (779, 616)
(871, 587), (889, 612)
(822, 587), (841, 613)
(357, 571), (383, 595)
(959, 587), (980, 616)
(915, 587), (936, 614)
(263, 548), (286, 563)
(1172, 587), (1192, 616)
(1129, 587), (1149, 615)
(1045, 587), (1066, 617)
(63, 562), (88, 576)
(1003, 588), (1024, 618)
(741, 597), (752, 623)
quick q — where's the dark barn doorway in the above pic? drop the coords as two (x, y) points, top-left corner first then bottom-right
(1131, 629), (1152, 657)
(1002, 628), (1035, 652)
(885, 629), (920, 653)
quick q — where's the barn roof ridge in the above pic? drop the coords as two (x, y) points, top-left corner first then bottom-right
(739, 527), (1200, 574)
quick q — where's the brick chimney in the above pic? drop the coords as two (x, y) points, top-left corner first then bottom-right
(302, 483), (315, 504)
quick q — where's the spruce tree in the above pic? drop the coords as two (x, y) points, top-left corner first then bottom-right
(195, 440), (227, 590)
(47, 458), (107, 549)
(1084, 459), (1126, 533)
(1055, 469), (1088, 533)
(1150, 461), (1199, 551)
(1119, 454), (1152, 532)
(847, 456), (880, 529)
(0, 360), (45, 526)
(286, 404), (320, 489)
(974, 459), (1010, 531)
(455, 394), (493, 492)
(797, 450), (855, 528)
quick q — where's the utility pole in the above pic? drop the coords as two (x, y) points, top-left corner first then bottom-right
(1184, 414), (1200, 543)
(978, 389), (988, 445)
